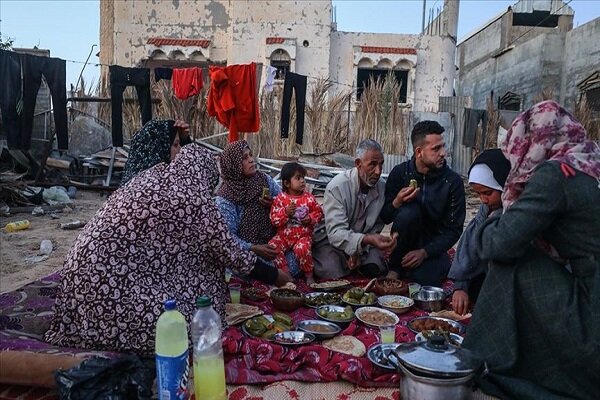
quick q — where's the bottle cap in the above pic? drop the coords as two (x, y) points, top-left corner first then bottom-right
(164, 299), (177, 310)
(196, 296), (211, 308)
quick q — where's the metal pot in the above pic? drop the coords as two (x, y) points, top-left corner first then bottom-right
(411, 288), (446, 312)
(390, 335), (482, 400)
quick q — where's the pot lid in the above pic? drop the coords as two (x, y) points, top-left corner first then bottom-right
(392, 335), (481, 378)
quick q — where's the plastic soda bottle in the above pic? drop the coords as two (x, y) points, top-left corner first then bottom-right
(155, 299), (190, 400)
(5, 220), (30, 232)
(192, 296), (226, 400)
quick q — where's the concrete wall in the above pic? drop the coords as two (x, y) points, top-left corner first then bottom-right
(561, 18), (600, 108)
(414, 35), (456, 112)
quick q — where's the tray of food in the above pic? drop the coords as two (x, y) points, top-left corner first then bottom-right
(316, 305), (355, 325)
(355, 307), (399, 328)
(297, 319), (341, 339)
(304, 292), (343, 308)
(242, 312), (294, 340)
(367, 343), (400, 371)
(377, 295), (414, 314)
(342, 287), (377, 307)
(272, 331), (316, 346)
(407, 316), (465, 335)
(310, 279), (351, 292)
(241, 287), (268, 302)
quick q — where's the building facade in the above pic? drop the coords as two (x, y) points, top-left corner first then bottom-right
(99, 0), (459, 112)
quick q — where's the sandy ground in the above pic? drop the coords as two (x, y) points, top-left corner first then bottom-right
(0, 184), (480, 294)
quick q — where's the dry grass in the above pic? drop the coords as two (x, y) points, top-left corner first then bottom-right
(351, 73), (408, 155)
(532, 87), (556, 104)
(485, 94), (501, 149)
(574, 95), (599, 141)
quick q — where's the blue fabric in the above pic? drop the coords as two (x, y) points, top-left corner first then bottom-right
(216, 175), (301, 278)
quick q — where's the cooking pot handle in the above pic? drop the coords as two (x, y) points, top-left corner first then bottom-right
(387, 349), (401, 370)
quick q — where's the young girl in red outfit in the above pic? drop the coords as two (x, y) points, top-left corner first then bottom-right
(269, 162), (323, 284)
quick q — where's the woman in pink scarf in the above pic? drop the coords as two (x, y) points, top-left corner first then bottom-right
(463, 100), (600, 400)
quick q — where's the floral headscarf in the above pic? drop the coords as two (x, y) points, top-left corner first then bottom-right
(121, 119), (192, 186)
(217, 140), (275, 244)
(502, 100), (600, 210)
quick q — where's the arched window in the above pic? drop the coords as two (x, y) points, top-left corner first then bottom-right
(189, 51), (206, 62)
(356, 57), (408, 103)
(269, 49), (291, 80)
(169, 50), (186, 61)
(150, 50), (168, 60)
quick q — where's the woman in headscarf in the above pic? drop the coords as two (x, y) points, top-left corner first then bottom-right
(121, 119), (192, 185)
(216, 140), (301, 277)
(44, 144), (288, 355)
(448, 149), (510, 315)
(463, 100), (600, 400)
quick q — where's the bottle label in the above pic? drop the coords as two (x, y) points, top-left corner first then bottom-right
(156, 350), (190, 400)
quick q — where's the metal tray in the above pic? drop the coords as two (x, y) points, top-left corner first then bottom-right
(273, 331), (316, 346)
(304, 292), (342, 308)
(315, 304), (355, 325)
(367, 343), (400, 371)
(407, 316), (466, 335)
(297, 319), (341, 339)
(241, 315), (294, 341)
(355, 306), (400, 328)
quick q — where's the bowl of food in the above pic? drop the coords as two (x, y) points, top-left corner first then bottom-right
(297, 319), (341, 340)
(270, 289), (305, 312)
(304, 292), (342, 308)
(415, 331), (464, 346)
(273, 331), (316, 346)
(377, 295), (414, 314)
(241, 287), (268, 302)
(411, 286), (446, 312)
(316, 305), (355, 326)
(342, 287), (377, 307)
(408, 316), (465, 335)
(355, 306), (399, 328)
(373, 279), (409, 296)
(242, 313), (295, 340)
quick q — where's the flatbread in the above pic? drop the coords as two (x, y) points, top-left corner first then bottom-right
(322, 335), (366, 357)
(225, 303), (263, 326)
(429, 310), (472, 321)
(310, 279), (351, 290)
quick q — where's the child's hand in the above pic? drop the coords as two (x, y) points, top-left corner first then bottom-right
(300, 215), (311, 225)
(285, 203), (297, 217)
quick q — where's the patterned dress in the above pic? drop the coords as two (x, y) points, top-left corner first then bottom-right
(44, 144), (256, 355)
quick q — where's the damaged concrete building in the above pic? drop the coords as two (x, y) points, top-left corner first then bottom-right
(456, 0), (600, 114)
(99, 0), (459, 112)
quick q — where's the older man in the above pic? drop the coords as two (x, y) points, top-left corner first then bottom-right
(381, 121), (465, 287)
(312, 139), (397, 279)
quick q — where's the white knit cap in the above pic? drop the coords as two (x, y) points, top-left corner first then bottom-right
(468, 163), (503, 192)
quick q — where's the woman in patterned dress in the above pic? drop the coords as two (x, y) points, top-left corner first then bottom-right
(44, 144), (287, 355)
(121, 119), (192, 186)
(463, 101), (600, 399)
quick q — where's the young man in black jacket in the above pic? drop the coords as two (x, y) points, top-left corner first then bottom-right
(380, 121), (465, 286)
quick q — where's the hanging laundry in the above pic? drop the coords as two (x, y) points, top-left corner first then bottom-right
(463, 108), (487, 148)
(109, 65), (152, 147)
(172, 67), (203, 100)
(280, 72), (307, 145)
(207, 62), (260, 143)
(265, 66), (277, 92)
(0, 50), (69, 150)
(154, 67), (173, 82)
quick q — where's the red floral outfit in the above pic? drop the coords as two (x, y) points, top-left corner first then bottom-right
(269, 192), (323, 275)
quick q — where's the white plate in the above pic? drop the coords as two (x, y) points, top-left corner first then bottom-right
(377, 295), (414, 314)
(355, 306), (399, 328)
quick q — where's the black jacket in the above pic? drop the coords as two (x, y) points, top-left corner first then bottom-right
(381, 158), (466, 257)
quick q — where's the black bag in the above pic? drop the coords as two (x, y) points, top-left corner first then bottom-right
(54, 355), (155, 400)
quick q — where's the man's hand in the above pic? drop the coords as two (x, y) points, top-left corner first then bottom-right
(363, 234), (397, 254)
(285, 203), (297, 217)
(452, 290), (470, 316)
(275, 269), (293, 287)
(173, 120), (191, 136)
(347, 254), (360, 270)
(259, 196), (273, 209)
(251, 244), (278, 260)
(392, 186), (419, 209)
(401, 249), (427, 269)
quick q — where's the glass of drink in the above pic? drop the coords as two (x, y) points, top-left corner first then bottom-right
(408, 283), (421, 297)
(380, 326), (395, 344)
(229, 283), (241, 304)
(224, 269), (232, 284)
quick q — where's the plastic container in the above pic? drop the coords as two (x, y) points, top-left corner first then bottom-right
(5, 220), (30, 232)
(155, 300), (190, 400)
(192, 296), (226, 400)
(39, 240), (53, 255)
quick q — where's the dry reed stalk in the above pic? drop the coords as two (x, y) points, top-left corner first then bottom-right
(485, 94), (501, 149)
(574, 95), (599, 141)
(533, 87), (555, 104)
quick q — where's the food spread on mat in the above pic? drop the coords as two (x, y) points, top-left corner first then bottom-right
(410, 318), (460, 334)
(302, 323), (338, 333)
(304, 292), (342, 307)
(356, 309), (397, 326)
(380, 297), (412, 308)
(274, 332), (314, 345)
(243, 313), (294, 339)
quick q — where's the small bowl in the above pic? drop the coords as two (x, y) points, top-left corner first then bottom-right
(241, 287), (268, 302)
(297, 319), (341, 340)
(377, 295), (414, 314)
(270, 289), (305, 312)
(373, 279), (409, 296)
(355, 306), (400, 328)
(316, 304), (355, 326)
(412, 287), (446, 312)
(273, 331), (316, 346)
(304, 292), (342, 308)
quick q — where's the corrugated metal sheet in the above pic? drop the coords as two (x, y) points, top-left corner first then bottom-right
(439, 96), (473, 176)
(383, 153), (408, 174)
